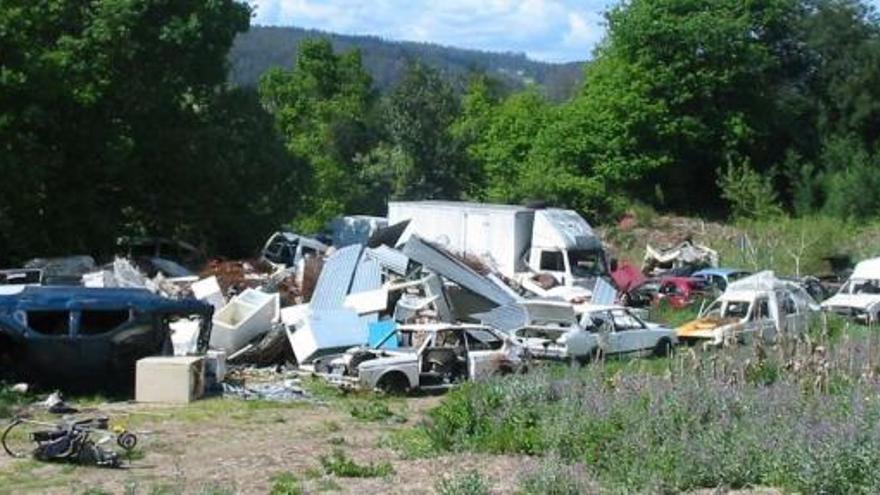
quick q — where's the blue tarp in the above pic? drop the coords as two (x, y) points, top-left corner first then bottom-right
(368, 320), (398, 349)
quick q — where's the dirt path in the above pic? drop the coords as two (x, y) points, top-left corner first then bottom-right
(0, 394), (528, 494)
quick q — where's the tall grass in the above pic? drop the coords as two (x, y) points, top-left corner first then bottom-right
(410, 330), (880, 493)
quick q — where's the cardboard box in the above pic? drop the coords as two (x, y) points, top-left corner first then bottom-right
(136, 356), (205, 404)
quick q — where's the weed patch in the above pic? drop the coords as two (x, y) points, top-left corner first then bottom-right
(435, 469), (489, 495)
(319, 449), (394, 478)
(348, 398), (405, 423)
(269, 472), (303, 495)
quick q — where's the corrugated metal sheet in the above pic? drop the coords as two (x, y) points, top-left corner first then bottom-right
(403, 236), (517, 307)
(351, 257), (382, 294)
(591, 277), (617, 306)
(366, 245), (409, 275)
(310, 245), (362, 311)
(473, 303), (528, 332)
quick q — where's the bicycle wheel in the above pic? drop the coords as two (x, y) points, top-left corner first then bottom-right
(1, 419), (30, 458)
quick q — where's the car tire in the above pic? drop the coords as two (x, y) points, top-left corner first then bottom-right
(653, 338), (673, 358)
(376, 372), (409, 396)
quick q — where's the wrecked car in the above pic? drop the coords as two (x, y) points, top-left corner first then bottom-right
(23, 256), (96, 286)
(677, 271), (818, 347)
(691, 268), (751, 292)
(512, 304), (677, 363)
(653, 276), (711, 308)
(0, 286), (213, 389)
(260, 231), (328, 269)
(821, 257), (880, 324)
(117, 236), (206, 271)
(312, 323), (525, 394)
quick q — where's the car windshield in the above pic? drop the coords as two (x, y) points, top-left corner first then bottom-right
(722, 300), (751, 319)
(729, 272), (750, 282)
(568, 250), (603, 277)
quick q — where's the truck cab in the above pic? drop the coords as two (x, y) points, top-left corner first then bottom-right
(525, 208), (609, 288)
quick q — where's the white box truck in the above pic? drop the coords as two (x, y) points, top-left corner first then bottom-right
(388, 201), (609, 289)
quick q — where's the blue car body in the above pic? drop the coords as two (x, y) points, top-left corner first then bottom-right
(0, 287), (212, 389)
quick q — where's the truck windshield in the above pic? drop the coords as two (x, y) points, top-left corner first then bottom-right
(568, 250), (604, 277)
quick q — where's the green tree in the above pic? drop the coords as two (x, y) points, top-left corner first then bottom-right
(0, 0), (294, 263)
(454, 84), (550, 203)
(573, 0), (804, 214)
(259, 38), (376, 232)
(380, 61), (471, 200)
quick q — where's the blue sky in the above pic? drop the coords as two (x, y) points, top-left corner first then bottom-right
(247, 0), (614, 63)
(247, 0), (880, 63)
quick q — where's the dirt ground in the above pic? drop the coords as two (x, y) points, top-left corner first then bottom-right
(0, 392), (529, 495)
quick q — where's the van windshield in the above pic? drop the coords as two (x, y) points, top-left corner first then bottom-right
(568, 250), (604, 277)
(722, 300), (751, 319)
(845, 279), (880, 295)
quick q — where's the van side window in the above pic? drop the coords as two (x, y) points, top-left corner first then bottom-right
(782, 295), (797, 315)
(80, 310), (130, 336)
(27, 311), (70, 336)
(752, 299), (770, 320)
(540, 251), (565, 271)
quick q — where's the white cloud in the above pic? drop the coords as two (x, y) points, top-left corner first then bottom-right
(246, 0), (614, 62)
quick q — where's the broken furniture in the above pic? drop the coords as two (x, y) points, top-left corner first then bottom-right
(135, 356), (205, 404)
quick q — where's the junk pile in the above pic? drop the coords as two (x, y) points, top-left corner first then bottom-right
(642, 240), (718, 276)
(3, 201), (795, 399)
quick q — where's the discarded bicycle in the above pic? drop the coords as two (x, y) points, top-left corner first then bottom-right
(2, 416), (137, 468)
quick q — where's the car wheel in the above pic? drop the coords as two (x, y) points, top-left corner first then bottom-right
(376, 372), (409, 396)
(653, 338), (674, 358)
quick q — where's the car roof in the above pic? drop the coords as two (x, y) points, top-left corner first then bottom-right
(0, 286), (211, 314)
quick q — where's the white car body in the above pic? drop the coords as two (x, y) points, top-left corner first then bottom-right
(678, 271), (819, 346)
(821, 257), (880, 324)
(512, 304), (678, 362)
(313, 323), (524, 393)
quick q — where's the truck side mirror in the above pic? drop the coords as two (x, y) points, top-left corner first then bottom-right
(609, 258), (619, 272)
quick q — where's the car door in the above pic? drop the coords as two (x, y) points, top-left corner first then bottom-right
(465, 329), (509, 379)
(609, 308), (653, 353)
(589, 311), (617, 355)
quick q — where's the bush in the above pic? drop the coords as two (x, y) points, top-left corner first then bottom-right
(318, 449), (394, 478)
(435, 470), (489, 495)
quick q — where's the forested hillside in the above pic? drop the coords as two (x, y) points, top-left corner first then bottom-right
(229, 26), (584, 99)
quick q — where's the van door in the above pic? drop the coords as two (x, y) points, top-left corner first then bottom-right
(750, 297), (774, 342)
